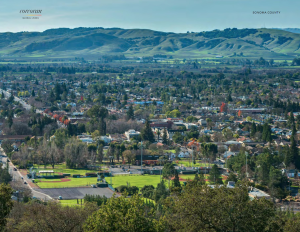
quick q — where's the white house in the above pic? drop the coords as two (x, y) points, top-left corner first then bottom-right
(125, 129), (140, 140)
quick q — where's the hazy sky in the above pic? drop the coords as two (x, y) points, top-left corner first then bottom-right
(1, 0), (299, 33)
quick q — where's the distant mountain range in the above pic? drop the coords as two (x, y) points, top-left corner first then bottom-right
(1, 27), (300, 59)
(274, 28), (300, 34)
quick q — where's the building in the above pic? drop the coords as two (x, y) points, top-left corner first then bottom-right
(248, 187), (271, 200)
(150, 120), (173, 129)
(0, 135), (31, 143)
(125, 129), (141, 140)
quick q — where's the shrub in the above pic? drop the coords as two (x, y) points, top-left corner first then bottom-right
(86, 173), (97, 177)
(128, 186), (139, 195)
(255, 184), (268, 192)
(115, 185), (128, 193)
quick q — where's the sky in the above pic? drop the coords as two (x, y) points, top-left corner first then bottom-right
(1, 0), (299, 33)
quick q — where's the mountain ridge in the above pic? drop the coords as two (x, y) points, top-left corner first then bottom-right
(1, 27), (300, 59)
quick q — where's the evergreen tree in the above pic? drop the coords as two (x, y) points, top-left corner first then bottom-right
(162, 127), (168, 145)
(262, 123), (272, 142)
(227, 93), (232, 102)
(290, 136), (299, 169)
(1, 92), (4, 99)
(141, 119), (155, 143)
(208, 164), (223, 185)
(126, 105), (134, 121)
(287, 112), (295, 129)
(250, 122), (256, 137)
(7, 115), (13, 129)
(31, 89), (35, 97)
(173, 170), (181, 188)
(49, 90), (55, 102)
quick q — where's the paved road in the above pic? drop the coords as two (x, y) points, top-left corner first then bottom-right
(0, 89), (32, 110)
(0, 149), (52, 201)
(0, 89), (65, 128)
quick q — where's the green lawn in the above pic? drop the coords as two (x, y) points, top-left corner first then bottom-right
(164, 150), (176, 153)
(110, 175), (162, 189)
(176, 160), (213, 168)
(36, 177), (98, 188)
(59, 199), (85, 206)
(35, 173), (223, 189)
(31, 163), (107, 177)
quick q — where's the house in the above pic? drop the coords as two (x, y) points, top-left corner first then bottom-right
(248, 187), (271, 199)
(150, 121), (173, 129)
(109, 134), (127, 143)
(166, 118), (183, 123)
(99, 136), (111, 145)
(198, 119), (207, 126)
(125, 129), (141, 140)
(79, 137), (94, 144)
(167, 129), (185, 140)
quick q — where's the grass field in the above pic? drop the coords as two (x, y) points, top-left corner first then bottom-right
(31, 163), (107, 177)
(36, 177), (98, 188)
(35, 174), (195, 189)
(59, 199), (85, 206)
(176, 160), (213, 168)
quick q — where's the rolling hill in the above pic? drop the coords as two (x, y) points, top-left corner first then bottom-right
(1, 27), (300, 59)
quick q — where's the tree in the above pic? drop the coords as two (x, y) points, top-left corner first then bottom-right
(208, 164), (223, 184)
(287, 112), (295, 129)
(83, 194), (165, 232)
(126, 105), (134, 121)
(162, 163), (176, 188)
(162, 128), (168, 145)
(172, 170), (181, 192)
(0, 184), (13, 231)
(153, 180), (169, 203)
(172, 132), (184, 144)
(31, 90), (35, 97)
(238, 110), (242, 117)
(166, 183), (279, 232)
(262, 123), (272, 142)
(225, 172), (238, 184)
(222, 128), (233, 140)
(250, 122), (256, 137)
(122, 150), (136, 164)
(1, 139), (13, 155)
(140, 119), (155, 143)
(6, 201), (97, 232)
(220, 102), (227, 113)
(0, 163), (12, 184)
(7, 114), (13, 129)
(141, 185), (155, 199)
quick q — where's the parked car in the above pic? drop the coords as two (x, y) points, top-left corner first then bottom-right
(13, 168), (17, 171)
(24, 181), (27, 184)
(91, 184), (96, 188)
(58, 196), (62, 200)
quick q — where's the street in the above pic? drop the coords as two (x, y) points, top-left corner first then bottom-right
(1, 149), (52, 201)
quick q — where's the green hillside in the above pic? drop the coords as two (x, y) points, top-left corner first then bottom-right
(1, 27), (300, 59)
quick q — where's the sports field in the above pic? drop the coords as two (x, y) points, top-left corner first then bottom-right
(30, 163), (107, 177)
(35, 174), (200, 189)
(176, 160), (213, 168)
(35, 177), (98, 188)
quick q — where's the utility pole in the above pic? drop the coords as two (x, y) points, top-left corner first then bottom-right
(245, 152), (248, 178)
(141, 141), (143, 174)
(160, 159), (162, 182)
